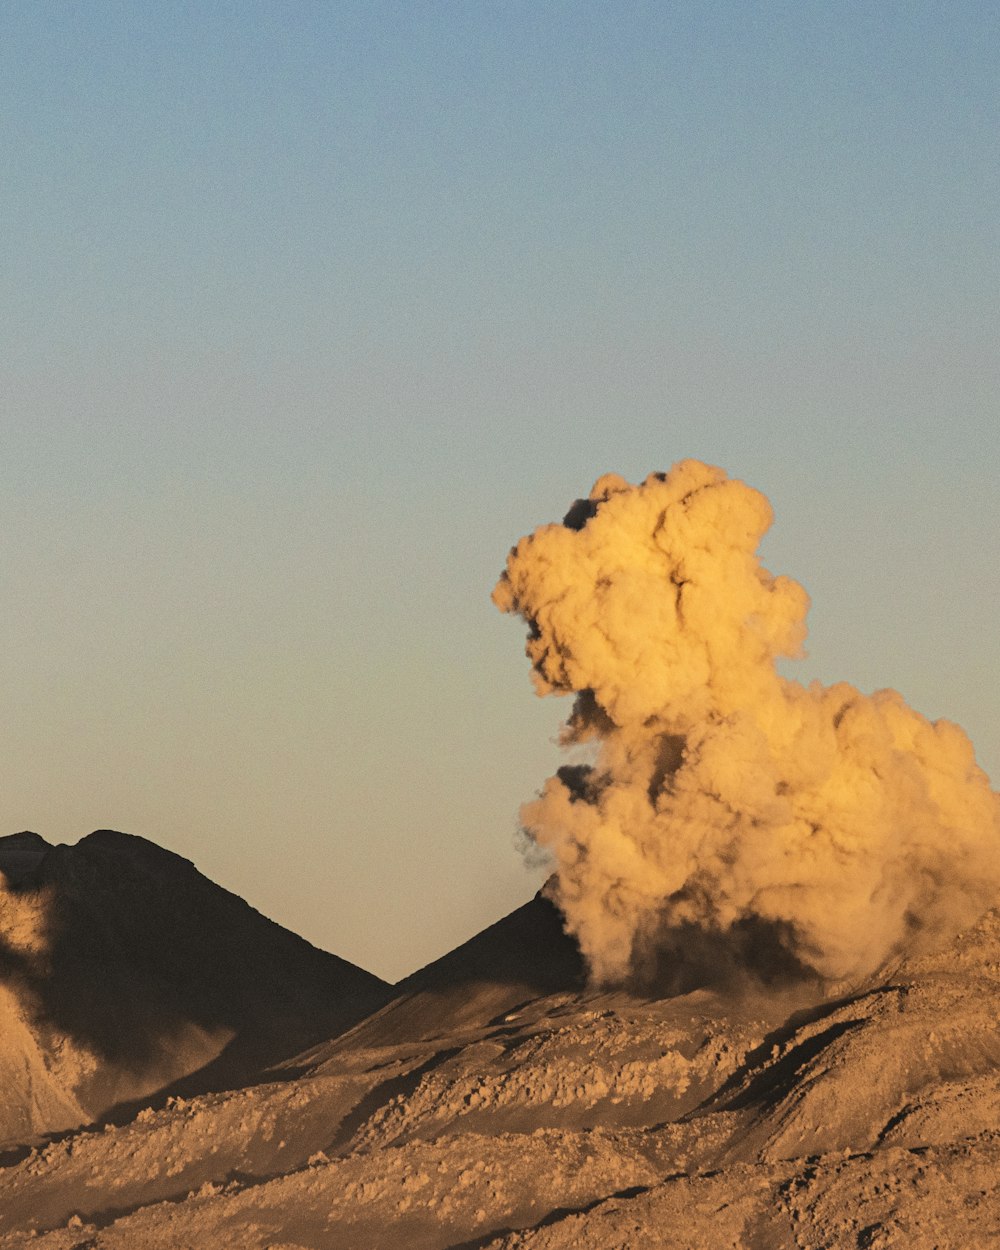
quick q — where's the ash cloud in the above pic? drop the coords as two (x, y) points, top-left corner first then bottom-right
(494, 461), (1000, 986)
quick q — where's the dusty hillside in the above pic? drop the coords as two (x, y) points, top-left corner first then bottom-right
(312, 887), (586, 1051)
(1, 867), (999, 1248)
(0, 830), (390, 1147)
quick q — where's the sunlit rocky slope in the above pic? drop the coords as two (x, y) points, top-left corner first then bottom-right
(1, 839), (999, 1248)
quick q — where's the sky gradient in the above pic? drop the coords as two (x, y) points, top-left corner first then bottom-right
(3, 2), (997, 979)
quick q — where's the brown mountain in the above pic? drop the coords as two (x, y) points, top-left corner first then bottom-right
(299, 885), (586, 1055)
(2, 845), (1000, 1247)
(0, 829), (390, 1147)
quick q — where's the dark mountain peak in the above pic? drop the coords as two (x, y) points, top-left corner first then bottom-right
(399, 883), (585, 997)
(0, 831), (53, 887)
(321, 884), (587, 1053)
(74, 828), (197, 871)
(0, 830), (51, 849)
(81, 826), (175, 850)
(0, 827), (392, 1141)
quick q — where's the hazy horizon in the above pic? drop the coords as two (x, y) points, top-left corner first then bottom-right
(3, 2), (997, 980)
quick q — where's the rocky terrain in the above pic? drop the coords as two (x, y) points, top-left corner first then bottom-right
(1, 832), (999, 1247)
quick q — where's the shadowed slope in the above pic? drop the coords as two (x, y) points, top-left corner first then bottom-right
(314, 887), (587, 1052)
(399, 886), (586, 996)
(0, 829), (391, 1145)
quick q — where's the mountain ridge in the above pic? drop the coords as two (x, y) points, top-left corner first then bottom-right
(0, 828), (391, 1147)
(1, 831), (999, 1247)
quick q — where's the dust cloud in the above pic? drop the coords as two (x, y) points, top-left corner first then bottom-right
(494, 461), (1000, 985)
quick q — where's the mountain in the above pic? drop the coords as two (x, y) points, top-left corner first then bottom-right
(0, 829), (390, 1147)
(293, 885), (586, 1056)
(1, 842), (999, 1247)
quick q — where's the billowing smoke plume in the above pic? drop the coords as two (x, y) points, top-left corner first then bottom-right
(494, 461), (1000, 985)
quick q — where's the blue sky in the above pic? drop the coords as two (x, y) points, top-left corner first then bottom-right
(2, 2), (997, 978)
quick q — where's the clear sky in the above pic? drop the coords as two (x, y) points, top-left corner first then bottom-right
(2, 2), (997, 980)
